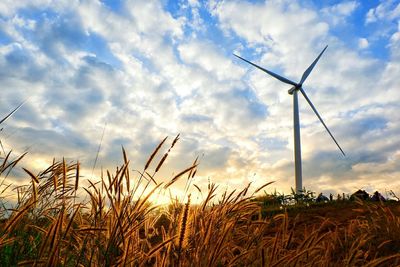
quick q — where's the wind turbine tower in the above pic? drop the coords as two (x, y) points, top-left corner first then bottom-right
(235, 46), (345, 194)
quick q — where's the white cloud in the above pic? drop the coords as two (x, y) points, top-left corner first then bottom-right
(178, 40), (245, 81)
(125, 1), (184, 38)
(365, 0), (400, 24)
(321, 1), (359, 26)
(188, 0), (200, 8)
(358, 38), (369, 49)
(210, 0), (328, 54)
(328, 1), (359, 16)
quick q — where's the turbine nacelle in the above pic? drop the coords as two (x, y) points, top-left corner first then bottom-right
(288, 84), (301, 95)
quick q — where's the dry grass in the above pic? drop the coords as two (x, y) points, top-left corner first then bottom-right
(0, 137), (399, 266)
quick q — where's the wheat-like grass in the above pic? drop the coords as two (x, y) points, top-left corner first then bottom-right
(0, 136), (399, 266)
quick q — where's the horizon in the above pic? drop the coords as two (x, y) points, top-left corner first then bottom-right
(0, 0), (400, 202)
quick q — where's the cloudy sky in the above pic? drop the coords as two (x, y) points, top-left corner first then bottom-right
(0, 0), (400, 199)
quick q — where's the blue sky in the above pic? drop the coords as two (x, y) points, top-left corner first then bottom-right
(0, 0), (400, 200)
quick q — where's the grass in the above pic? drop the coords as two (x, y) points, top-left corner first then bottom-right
(0, 136), (400, 266)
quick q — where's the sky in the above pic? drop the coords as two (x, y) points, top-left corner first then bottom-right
(0, 0), (400, 200)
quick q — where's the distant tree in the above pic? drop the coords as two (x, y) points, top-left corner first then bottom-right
(316, 193), (329, 203)
(371, 191), (385, 202)
(350, 189), (369, 201)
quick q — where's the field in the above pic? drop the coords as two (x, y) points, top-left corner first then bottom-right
(1, 137), (400, 266)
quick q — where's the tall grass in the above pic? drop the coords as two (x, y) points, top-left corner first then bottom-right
(0, 137), (399, 266)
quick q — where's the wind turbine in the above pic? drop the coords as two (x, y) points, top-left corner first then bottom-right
(234, 46), (345, 194)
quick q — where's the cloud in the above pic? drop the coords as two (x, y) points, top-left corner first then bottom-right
(178, 40), (244, 81)
(366, 0), (400, 24)
(321, 1), (359, 26)
(358, 38), (369, 49)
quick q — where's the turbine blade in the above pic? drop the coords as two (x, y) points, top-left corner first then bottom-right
(299, 45), (328, 85)
(0, 100), (27, 125)
(234, 54), (297, 86)
(300, 88), (345, 156)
